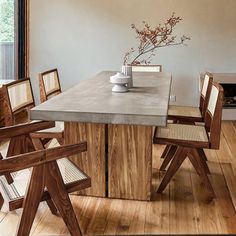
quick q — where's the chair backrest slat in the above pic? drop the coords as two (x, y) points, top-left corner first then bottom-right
(204, 81), (224, 149)
(39, 69), (61, 103)
(3, 78), (35, 125)
(131, 65), (162, 73)
(199, 72), (213, 117)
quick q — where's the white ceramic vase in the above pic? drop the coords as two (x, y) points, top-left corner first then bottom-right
(122, 65), (133, 88)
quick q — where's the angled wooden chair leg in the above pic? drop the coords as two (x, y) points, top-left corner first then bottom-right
(198, 148), (208, 161)
(0, 153), (13, 184)
(160, 146), (178, 171)
(0, 193), (3, 210)
(57, 138), (64, 145)
(30, 137), (58, 215)
(187, 152), (202, 176)
(191, 149), (215, 197)
(16, 165), (45, 236)
(197, 149), (210, 174)
(46, 199), (58, 215)
(157, 147), (188, 193)
(45, 161), (82, 236)
(160, 145), (171, 159)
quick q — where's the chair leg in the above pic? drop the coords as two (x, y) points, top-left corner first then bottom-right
(157, 147), (188, 193)
(160, 146), (178, 171)
(46, 199), (58, 215)
(160, 145), (171, 159)
(188, 152), (202, 177)
(198, 148), (208, 161)
(0, 193), (3, 210)
(0, 153), (13, 184)
(190, 149), (215, 197)
(31, 137), (58, 215)
(197, 149), (210, 174)
(57, 138), (64, 146)
(16, 165), (45, 236)
(45, 161), (82, 236)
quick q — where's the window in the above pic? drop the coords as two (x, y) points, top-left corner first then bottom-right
(0, 0), (15, 81)
(0, 0), (28, 81)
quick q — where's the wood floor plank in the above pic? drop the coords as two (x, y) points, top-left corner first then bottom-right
(115, 200), (138, 234)
(209, 162), (236, 234)
(169, 161), (198, 234)
(103, 199), (123, 235)
(144, 193), (170, 234)
(85, 198), (112, 235)
(128, 201), (147, 234)
(220, 163), (236, 212)
(190, 166), (221, 234)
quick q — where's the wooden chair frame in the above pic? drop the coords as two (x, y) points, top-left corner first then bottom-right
(39, 68), (62, 103)
(0, 121), (90, 236)
(154, 82), (224, 197)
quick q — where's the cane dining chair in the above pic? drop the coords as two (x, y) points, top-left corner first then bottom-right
(168, 72), (213, 123)
(2, 78), (64, 145)
(160, 73), (214, 163)
(39, 69), (62, 103)
(153, 81), (224, 197)
(0, 121), (90, 236)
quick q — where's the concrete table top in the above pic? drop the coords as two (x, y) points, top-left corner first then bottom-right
(30, 71), (172, 126)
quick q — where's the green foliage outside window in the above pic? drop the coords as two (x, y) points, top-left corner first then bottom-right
(0, 0), (14, 42)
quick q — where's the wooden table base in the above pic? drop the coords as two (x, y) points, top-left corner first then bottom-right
(108, 124), (152, 201)
(65, 122), (152, 200)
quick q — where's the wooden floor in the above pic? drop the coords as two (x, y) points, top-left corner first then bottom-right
(1, 121), (236, 235)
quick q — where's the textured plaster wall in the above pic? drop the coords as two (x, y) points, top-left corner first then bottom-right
(30, 0), (236, 104)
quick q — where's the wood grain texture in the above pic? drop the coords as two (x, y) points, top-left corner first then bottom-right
(64, 122), (106, 197)
(1, 121), (236, 235)
(108, 124), (152, 200)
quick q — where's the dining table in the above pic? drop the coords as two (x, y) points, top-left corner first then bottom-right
(30, 71), (172, 201)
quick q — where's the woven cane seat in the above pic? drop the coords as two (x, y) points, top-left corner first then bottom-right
(156, 124), (209, 143)
(168, 105), (202, 118)
(0, 158), (87, 212)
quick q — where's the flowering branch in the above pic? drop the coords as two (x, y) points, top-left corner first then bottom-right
(123, 13), (191, 65)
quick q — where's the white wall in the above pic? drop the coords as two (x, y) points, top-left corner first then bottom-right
(30, 0), (236, 104)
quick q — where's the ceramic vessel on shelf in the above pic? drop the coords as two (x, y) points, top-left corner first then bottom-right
(110, 72), (131, 93)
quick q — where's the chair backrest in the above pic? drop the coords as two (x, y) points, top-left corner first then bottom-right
(39, 69), (61, 103)
(204, 81), (224, 149)
(3, 78), (35, 125)
(131, 65), (162, 73)
(200, 72), (213, 117)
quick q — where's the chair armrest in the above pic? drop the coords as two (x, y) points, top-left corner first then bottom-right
(0, 142), (87, 174)
(0, 121), (55, 141)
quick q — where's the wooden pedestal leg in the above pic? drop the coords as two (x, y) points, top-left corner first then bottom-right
(160, 146), (178, 171)
(190, 149), (215, 197)
(16, 165), (45, 236)
(108, 124), (152, 200)
(45, 161), (82, 236)
(157, 147), (188, 193)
